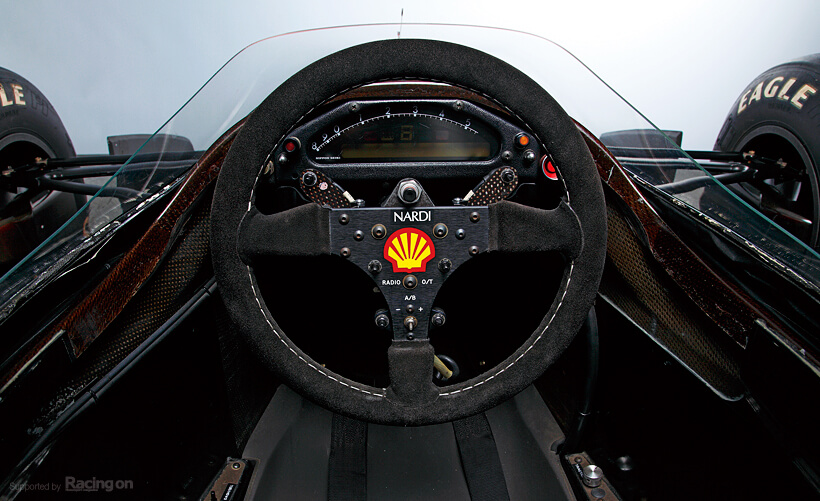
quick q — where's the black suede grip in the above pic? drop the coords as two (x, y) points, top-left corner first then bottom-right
(488, 200), (582, 259)
(237, 204), (331, 263)
(385, 340), (439, 406)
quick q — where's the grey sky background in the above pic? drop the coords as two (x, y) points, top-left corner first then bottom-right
(4, 0), (820, 154)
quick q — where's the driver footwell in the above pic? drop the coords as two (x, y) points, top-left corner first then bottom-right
(241, 385), (573, 500)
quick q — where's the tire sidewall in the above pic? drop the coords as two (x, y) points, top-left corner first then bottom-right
(0, 67), (80, 269)
(0, 67), (75, 159)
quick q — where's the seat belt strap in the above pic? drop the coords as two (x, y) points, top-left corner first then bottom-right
(453, 412), (511, 501)
(327, 413), (367, 501)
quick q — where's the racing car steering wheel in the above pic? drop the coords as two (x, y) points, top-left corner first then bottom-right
(211, 39), (606, 425)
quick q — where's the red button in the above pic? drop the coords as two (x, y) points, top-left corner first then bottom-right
(542, 156), (558, 181)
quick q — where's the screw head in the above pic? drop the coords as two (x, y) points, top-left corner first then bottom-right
(468, 246), (479, 256)
(371, 224), (386, 239)
(469, 212), (480, 223)
(433, 223), (448, 238)
(340, 247), (351, 258)
(232, 462), (242, 470)
(501, 150), (513, 161)
(455, 229), (466, 240)
(354, 230), (364, 241)
(368, 260), (382, 273)
(339, 213), (349, 224)
(302, 171), (318, 187)
(431, 312), (446, 327)
(438, 258), (452, 272)
(452, 197), (463, 206)
(500, 168), (515, 184)
(349, 102), (360, 112)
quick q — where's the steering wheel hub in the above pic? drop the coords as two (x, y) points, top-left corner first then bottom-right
(330, 204), (489, 341)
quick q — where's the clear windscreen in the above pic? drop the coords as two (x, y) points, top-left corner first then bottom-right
(2, 23), (818, 315)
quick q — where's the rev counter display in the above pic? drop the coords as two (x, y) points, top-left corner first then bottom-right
(307, 101), (500, 163)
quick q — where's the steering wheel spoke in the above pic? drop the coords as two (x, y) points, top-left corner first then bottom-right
(237, 203), (331, 264)
(489, 200), (583, 259)
(329, 206), (489, 340)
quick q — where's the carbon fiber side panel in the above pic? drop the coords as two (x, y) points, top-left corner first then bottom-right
(28, 198), (214, 433)
(599, 200), (743, 400)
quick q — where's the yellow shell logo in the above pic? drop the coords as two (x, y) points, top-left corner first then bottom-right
(384, 228), (435, 273)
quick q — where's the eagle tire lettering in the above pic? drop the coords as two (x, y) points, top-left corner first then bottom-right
(715, 53), (820, 248)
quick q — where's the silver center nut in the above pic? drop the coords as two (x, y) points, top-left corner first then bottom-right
(398, 179), (422, 205)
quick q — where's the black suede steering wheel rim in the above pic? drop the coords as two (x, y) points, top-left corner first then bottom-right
(210, 38), (606, 425)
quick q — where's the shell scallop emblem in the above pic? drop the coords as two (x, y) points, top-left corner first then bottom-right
(384, 228), (435, 273)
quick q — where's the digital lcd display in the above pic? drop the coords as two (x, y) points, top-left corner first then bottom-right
(341, 142), (491, 160)
(310, 114), (498, 163)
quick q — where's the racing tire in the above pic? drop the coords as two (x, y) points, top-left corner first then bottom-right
(714, 54), (820, 248)
(0, 67), (82, 271)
